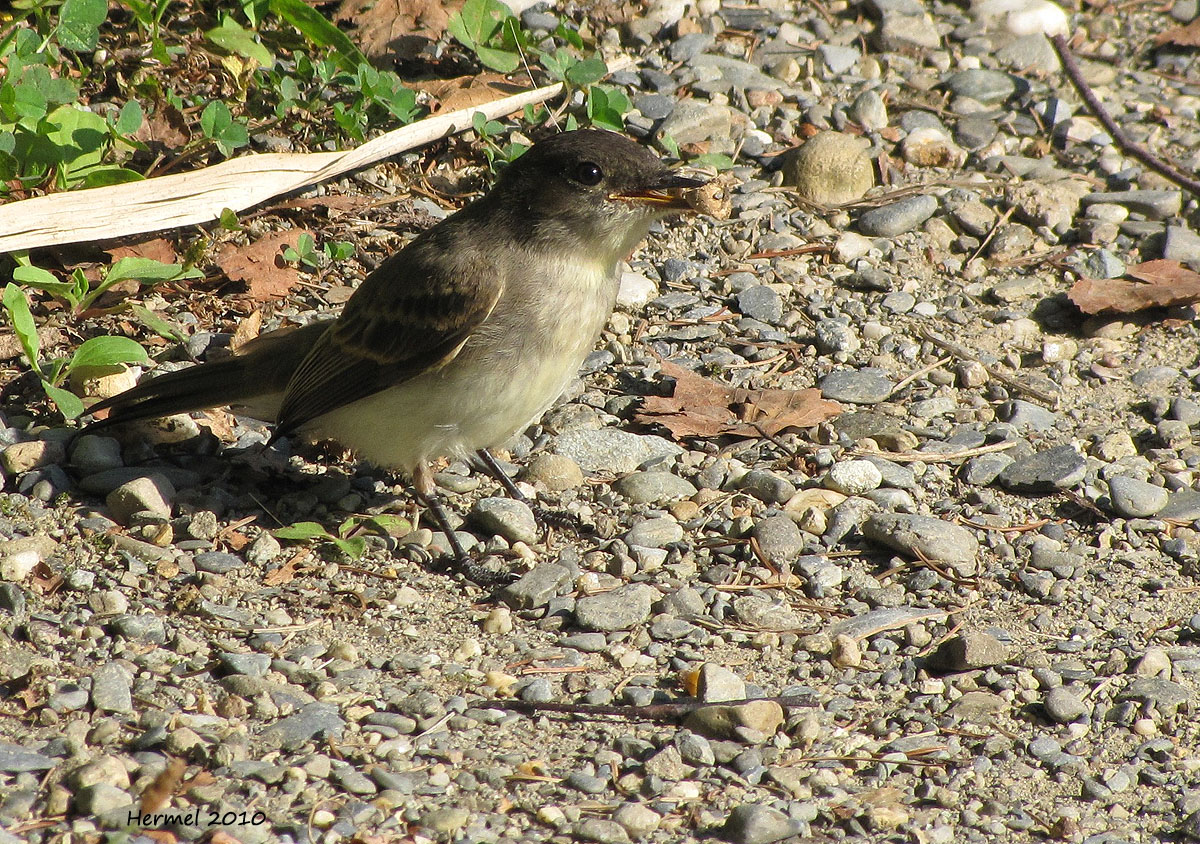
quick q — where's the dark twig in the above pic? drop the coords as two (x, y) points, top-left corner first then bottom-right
(1049, 33), (1200, 198)
(485, 694), (811, 722)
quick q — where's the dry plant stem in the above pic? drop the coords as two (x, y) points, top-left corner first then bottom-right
(917, 326), (1060, 408)
(488, 694), (811, 722)
(1049, 33), (1200, 198)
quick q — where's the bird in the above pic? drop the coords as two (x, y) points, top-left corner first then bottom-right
(86, 129), (707, 581)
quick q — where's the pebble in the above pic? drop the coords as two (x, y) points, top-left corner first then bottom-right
(825, 460), (883, 495)
(862, 513), (979, 570)
(721, 803), (801, 844)
(574, 584), (657, 631)
(736, 285), (783, 323)
(857, 194), (938, 237)
(614, 471), (697, 504)
(106, 474), (174, 523)
(552, 429), (681, 474)
(998, 445), (1087, 493)
(470, 497), (539, 545)
(933, 631), (1009, 670)
(626, 516), (684, 548)
(90, 662), (133, 714)
(501, 563), (570, 609)
(750, 515), (805, 564)
(1107, 475), (1169, 518)
(781, 131), (874, 205)
(737, 470), (796, 504)
(819, 368), (895, 404)
(1043, 686), (1088, 723)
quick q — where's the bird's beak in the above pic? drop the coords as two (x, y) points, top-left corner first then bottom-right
(612, 171), (709, 210)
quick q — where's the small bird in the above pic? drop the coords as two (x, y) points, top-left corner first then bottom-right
(88, 129), (706, 580)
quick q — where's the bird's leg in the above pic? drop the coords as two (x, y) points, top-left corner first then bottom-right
(412, 461), (505, 586)
(474, 449), (593, 536)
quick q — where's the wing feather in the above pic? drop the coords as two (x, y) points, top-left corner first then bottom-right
(274, 225), (502, 437)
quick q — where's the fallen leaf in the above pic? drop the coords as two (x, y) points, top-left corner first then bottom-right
(263, 549), (308, 586)
(230, 308), (262, 351)
(215, 229), (310, 302)
(416, 73), (527, 113)
(106, 238), (180, 265)
(140, 757), (187, 812)
(1155, 18), (1200, 48)
(1068, 259), (1200, 314)
(636, 360), (842, 441)
(133, 104), (189, 149)
(336, 0), (461, 60)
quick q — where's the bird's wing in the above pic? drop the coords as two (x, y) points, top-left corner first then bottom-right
(274, 231), (502, 437)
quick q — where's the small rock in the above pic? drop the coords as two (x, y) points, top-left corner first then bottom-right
(750, 515), (805, 565)
(862, 513), (979, 570)
(614, 471), (697, 504)
(825, 460), (883, 495)
(471, 498), (539, 545)
(736, 285), (784, 323)
(91, 662), (134, 714)
(1, 440), (66, 475)
(521, 453), (584, 491)
(1043, 687), (1088, 723)
(933, 631), (1008, 670)
(857, 194), (938, 237)
(720, 803), (801, 844)
(998, 445), (1086, 493)
(575, 583), (657, 631)
(552, 429), (681, 474)
(501, 563), (570, 610)
(1108, 476), (1169, 518)
(106, 474), (174, 523)
(626, 517), (684, 548)
(697, 663), (746, 702)
(819, 369), (894, 404)
(781, 131), (874, 205)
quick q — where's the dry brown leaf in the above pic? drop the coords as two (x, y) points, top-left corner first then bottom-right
(416, 73), (527, 113)
(133, 105), (189, 149)
(215, 230), (310, 302)
(106, 238), (180, 265)
(1155, 17), (1200, 47)
(263, 550), (308, 586)
(636, 360), (842, 441)
(140, 757), (187, 812)
(336, 0), (461, 60)
(1068, 259), (1200, 314)
(229, 308), (263, 352)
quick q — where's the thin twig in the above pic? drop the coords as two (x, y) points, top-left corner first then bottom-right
(1050, 33), (1200, 197)
(484, 694), (812, 722)
(850, 440), (1018, 464)
(916, 326), (1060, 408)
(887, 355), (952, 398)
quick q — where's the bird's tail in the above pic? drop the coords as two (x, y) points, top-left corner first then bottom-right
(84, 320), (329, 435)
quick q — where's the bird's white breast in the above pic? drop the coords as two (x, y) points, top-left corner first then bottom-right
(308, 254), (618, 472)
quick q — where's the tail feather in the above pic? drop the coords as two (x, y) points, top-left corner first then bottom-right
(84, 320), (330, 435)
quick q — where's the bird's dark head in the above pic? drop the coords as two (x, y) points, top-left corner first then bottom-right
(488, 129), (707, 264)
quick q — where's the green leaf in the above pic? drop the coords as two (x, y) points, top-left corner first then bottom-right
(78, 166), (145, 188)
(658, 132), (681, 159)
(56, 0), (109, 52)
(689, 152), (736, 171)
(206, 17), (276, 69)
(275, 521), (332, 541)
(219, 207), (241, 230)
(68, 335), (150, 371)
(131, 305), (187, 343)
(586, 85), (629, 132)
(474, 44), (520, 73)
(115, 99), (143, 136)
(447, 0), (511, 50)
(200, 100), (233, 137)
(42, 381), (84, 419)
(269, 0), (366, 69)
(13, 265), (77, 300)
(2, 283), (41, 375)
(565, 56), (607, 87)
(106, 257), (203, 284)
(332, 536), (366, 559)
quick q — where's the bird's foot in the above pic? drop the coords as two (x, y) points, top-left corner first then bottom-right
(531, 504), (595, 537)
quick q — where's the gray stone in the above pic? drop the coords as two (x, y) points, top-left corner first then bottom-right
(0, 742), (55, 773)
(877, 12), (941, 51)
(862, 513), (979, 569)
(552, 429), (682, 474)
(218, 652), (272, 677)
(73, 783), (132, 814)
(857, 194), (938, 237)
(814, 319), (861, 354)
(697, 664), (746, 703)
(615, 471), (697, 504)
(819, 368), (894, 404)
(194, 551), (244, 574)
(1163, 225), (1200, 263)
(825, 460), (883, 495)
(91, 662), (133, 714)
(626, 517), (684, 548)
(471, 497), (539, 545)
(818, 44), (860, 74)
(575, 584), (657, 631)
(751, 516), (805, 565)
(737, 470), (796, 504)
(732, 595), (802, 631)
(851, 89), (888, 131)
(263, 702), (345, 750)
(933, 631), (1009, 670)
(1044, 686), (1088, 723)
(998, 445), (1086, 493)
(1108, 476), (1169, 518)
(1083, 190), (1182, 220)
(736, 285), (783, 323)
(944, 69), (1021, 103)
(69, 435), (123, 475)
(574, 818), (631, 844)
(1161, 489), (1200, 521)
(998, 400), (1059, 431)
(501, 563), (571, 609)
(106, 474), (174, 523)
(721, 803), (802, 844)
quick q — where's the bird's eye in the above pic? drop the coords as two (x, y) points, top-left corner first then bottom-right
(573, 161), (604, 186)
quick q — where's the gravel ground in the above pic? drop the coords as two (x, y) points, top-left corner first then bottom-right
(3, 0), (1200, 842)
